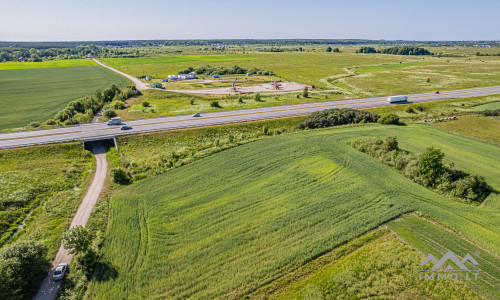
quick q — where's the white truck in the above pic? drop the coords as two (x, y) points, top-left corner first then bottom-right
(107, 117), (121, 125)
(387, 95), (408, 103)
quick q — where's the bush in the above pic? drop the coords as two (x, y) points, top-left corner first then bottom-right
(62, 226), (92, 254)
(303, 86), (309, 98)
(142, 101), (150, 107)
(405, 106), (415, 113)
(110, 168), (129, 185)
(210, 101), (221, 108)
(190, 98), (195, 105)
(45, 119), (57, 125)
(417, 147), (445, 187)
(111, 100), (125, 110)
(237, 96), (243, 103)
(378, 113), (399, 124)
(254, 93), (261, 102)
(299, 108), (380, 129)
(482, 109), (500, 116)
(29, 121), (41, 128)
(102, 109), (117, 119)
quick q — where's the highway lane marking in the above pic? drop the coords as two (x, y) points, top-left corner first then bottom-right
(2, 88), (500, 142)
(0, 130), (83, 141)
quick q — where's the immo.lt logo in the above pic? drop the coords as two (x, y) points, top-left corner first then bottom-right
(419, 250), (480, 281)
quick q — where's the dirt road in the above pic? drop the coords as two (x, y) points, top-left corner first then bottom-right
(34, 144), (108, 300)
(92, 59), (149, 91)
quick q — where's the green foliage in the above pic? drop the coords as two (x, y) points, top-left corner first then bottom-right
(378, 113), (399, 124)
(325, 46), (332, 52)
(237, 96), (243, 103)
(110, 168), (129, 185)
(102, 109), (117, 119)
(381, 46), (432, 55)
(254, 93), (261, 102)
(62, 225), (92, 254)
(0, 240), (49, 300)
(405, 106), (415, 113)
(141, 101), (150, 108)
(298, 108), (380, 129)
(356, 46), (377, 53)
(332, 47), (340, 53)
(417, 147), (445, 187)
(263, 125), (269, 135)
(29, 121), (41, 128)
(210, 100), (221, 108)
(178, 65), (275, 76)
(111, 100), (125, 110)
(302, 86), (309, 98)
(190, 98), (195, 105)
(352, 137), (491, 202)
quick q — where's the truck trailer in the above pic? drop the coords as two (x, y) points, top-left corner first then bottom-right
(387, 95), (408, 103)
(107, 117), (122, 125)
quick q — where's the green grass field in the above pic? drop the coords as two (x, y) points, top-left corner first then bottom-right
(0, 59), (95, 70)
(256, 229), (482, 300)
(432, 116), (500, 145)
(388, 215), (500, 300)
(85, 124), (500, 299)
(0, 65), (130, 130)
(474, 101), (500, 110)
(0, 143), (94, 257)
(101, 52), (500, 96)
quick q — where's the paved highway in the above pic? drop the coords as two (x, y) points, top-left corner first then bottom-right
(1, 86), (500, 149)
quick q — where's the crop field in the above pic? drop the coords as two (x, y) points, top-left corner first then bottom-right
(388, 215), (500, 300)
(0, 65), (130, 130)
(0, 143), (94, 257)
(0, 59), (95, 70)
(86, 124), (499, 299)
(255, 229), (481, 299)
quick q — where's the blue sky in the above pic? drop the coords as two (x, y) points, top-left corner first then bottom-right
(1, 0), (499, 41)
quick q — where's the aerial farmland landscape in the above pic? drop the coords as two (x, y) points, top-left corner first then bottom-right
(1, 1), (500, 300)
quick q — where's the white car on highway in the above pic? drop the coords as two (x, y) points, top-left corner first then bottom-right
(53, 263), (68, 281)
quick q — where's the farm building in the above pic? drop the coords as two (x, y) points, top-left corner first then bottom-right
(85, 53), (95, 59)
(178, 72), (197, 80)
(150, 83), (162, 88)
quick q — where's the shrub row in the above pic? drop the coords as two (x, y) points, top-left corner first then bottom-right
(351, 136), (491, 202)
(298, 108), (380, 129)
(177, 65), (275, 76)
(42, 85), (140, 126)
(482, 109), (500, 116)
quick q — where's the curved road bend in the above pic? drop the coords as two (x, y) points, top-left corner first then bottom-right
(34, 143), (108, 300)
(92, 59), (149, 91)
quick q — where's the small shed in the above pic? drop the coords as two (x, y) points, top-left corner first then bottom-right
(246, 73), (252, 77)
(213, 75), (220, 79)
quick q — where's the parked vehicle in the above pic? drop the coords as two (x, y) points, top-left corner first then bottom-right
(435, 91), (440, 94)
(107, 117), (121, 125)
(387, 95), (408, 103)
(121, 125), (132, 130)
(53, 263), (68, 281)
(193, 113), (201, 117)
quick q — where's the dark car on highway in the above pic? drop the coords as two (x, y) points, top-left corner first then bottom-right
(121, 125), (132, 130)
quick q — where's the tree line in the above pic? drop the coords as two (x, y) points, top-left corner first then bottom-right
(356, 46), (432, 55)
(177, 65), (275, 76)
(351, 136), (491, 202)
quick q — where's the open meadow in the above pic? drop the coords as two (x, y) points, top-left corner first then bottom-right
(86, 124), (500, 299)
(0, 143), (94, 257)
(0, 64), (130, 130)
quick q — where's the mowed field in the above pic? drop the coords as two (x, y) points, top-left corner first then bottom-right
(0, 64), (130, 130)
(101, 52), (500, 96)
(0, 59), (95, 70)
(86, 124), (500, 299)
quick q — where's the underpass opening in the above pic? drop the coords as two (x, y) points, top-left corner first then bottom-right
(83, 138), (116, 154)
